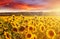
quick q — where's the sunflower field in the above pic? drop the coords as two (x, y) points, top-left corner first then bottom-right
(0, 15), (60, 39)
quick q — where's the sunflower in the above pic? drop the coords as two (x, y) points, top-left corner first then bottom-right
(28, 19), (33, 25)
(2, 16), (9, 22)
(12, 32), (25, 39)
(18, 26), (26, 34)
(0, 27), (4, 35)
(46, 29), (56, 39)
(19, 15), (25, 20)
(11, 27), (18, 33)
(0, 19), (4, 25)
(0, 24), (3, 29)
(7, 16), (13, 23)
(25, 32), (33, 39)
(39, 25), (46, 33)
(12, 15), (20, 23)
(23, 19), (28, 25)
(28, 25), (37, 33)
(2, 21), (12, 31)
(32, 34), (37, 39)
(3, 25), (8, 31)
(10, 21), (18, 28)
(4, 31), (12, 39)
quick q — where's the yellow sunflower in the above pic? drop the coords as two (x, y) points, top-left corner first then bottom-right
(10, 21), (19, 28)
(32, 34), (37, 39)
(4, 32), (12, 39)
(46, 29), (56, 39)
(18, 25), (26, 34)
(39, 25), (46, 33)
(25, 32), (34, 39)
(11, 26), (18, 33)
(28, 25), (37, 33)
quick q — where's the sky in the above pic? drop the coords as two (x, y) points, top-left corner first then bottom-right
(0, 0), (60, 10)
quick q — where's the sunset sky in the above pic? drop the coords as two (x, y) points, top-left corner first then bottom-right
(0, 0), (60, 10)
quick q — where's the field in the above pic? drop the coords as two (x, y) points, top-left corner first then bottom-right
(0, 15), (60, 39)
